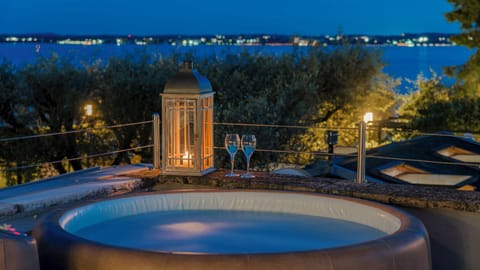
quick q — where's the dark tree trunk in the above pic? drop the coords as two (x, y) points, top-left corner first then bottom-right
(52, 161), (67, 174)
(113, 151), (131, 165)
(112, 130), (134, 165)
(65, 134), (83, 171)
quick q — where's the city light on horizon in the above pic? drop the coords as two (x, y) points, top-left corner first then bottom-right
(0, 33), (459, 48)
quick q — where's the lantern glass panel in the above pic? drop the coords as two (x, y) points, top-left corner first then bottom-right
(166, 98), (197, 169)
(201, 96), (214, 169)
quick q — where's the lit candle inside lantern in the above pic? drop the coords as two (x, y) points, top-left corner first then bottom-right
(183, 151), (192, 160)
(182, 151), (193, 167)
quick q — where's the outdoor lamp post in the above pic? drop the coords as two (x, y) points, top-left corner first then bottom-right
(84, 104), (93, 117)
(356, 112), (373, 184)
(363, 112), (373, 123)
(161, 61), (215, 176)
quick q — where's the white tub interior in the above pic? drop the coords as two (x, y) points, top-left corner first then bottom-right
(60, 191), (401, 234)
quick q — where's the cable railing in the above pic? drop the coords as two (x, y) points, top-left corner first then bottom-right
(1, 116), (480, 185)
(213, 122), (358, 131)
(0, 120), (153, 143)
(214, 147), (480, 167)
(213, 121), (478, 140)
(5, 145), (153, 172)
(0, 120), (154, 176)
(213, 122), (480, 164)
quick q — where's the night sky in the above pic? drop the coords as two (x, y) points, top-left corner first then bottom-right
(1, 0), (460, 35)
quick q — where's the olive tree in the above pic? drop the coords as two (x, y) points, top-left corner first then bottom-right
(197, 45), (394, 169)
(97, 51), (178, 165)
(19, 54), (94, 174)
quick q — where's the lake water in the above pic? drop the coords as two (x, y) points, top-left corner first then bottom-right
(0, 43), (474, 92)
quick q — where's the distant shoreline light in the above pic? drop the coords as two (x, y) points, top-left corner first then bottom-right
(0, 40), (458, 48)
(0, 33), (458, 47)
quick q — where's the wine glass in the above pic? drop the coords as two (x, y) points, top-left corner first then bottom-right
(241, 134), (256, 178)
(225, 134), (240, 176)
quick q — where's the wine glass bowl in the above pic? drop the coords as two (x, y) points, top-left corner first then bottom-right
(225, 134), (240, 177)
(241, 134), (256, 178)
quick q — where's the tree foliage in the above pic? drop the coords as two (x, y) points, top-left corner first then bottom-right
(445, 0), (480, 93)
(1, 46), (395, 185)
(398, 1), (480, 134)
(96, 51), (178, 165)
(0, 61), (38, 185)
(198, 46), (395, 168)
(19, 54), (95, 173)
(399, 74), (480, 133)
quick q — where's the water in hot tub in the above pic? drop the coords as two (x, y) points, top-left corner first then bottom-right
(74, 210), (386, 254)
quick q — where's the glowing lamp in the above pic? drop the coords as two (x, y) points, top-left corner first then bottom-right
(363, 112), (373, 123)
(161, 61), (215, 176)
(84, 104), (93, 116)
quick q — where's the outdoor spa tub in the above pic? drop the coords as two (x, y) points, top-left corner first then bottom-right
(33, 191), (431, 270)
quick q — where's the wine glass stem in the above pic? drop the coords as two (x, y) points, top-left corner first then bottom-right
(246, 157), (250, 174)
(230, 153), (235, 174)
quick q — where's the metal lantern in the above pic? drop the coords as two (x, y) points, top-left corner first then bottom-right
(161, 61), (215, 176)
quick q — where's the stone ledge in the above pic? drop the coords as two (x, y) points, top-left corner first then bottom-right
(152, 169), (480, 213)
(0, 203), (18, 217)
(0, 178), (143, 219)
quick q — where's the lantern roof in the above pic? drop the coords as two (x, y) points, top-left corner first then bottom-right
(163, 61), (213, 94)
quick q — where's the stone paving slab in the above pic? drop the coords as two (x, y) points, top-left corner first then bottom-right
(0, 178), (142, 214)
(0, 203), (17, 216)
(0, 164), (152, 219)
(0, 167), (101, 200)
(95, 164), (153, 178)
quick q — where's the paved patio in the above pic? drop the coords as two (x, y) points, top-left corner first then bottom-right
(0, 164), (156, 232)
(2, 166), (480, 269)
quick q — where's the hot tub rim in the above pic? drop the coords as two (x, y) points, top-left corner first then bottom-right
(32, 190), (431, 270)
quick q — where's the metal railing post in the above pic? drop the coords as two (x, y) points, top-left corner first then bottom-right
(153, 113), (161, 170)
(356, 121), (366, 184)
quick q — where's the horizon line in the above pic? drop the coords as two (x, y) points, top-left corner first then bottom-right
(0, 32), (460, 37)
